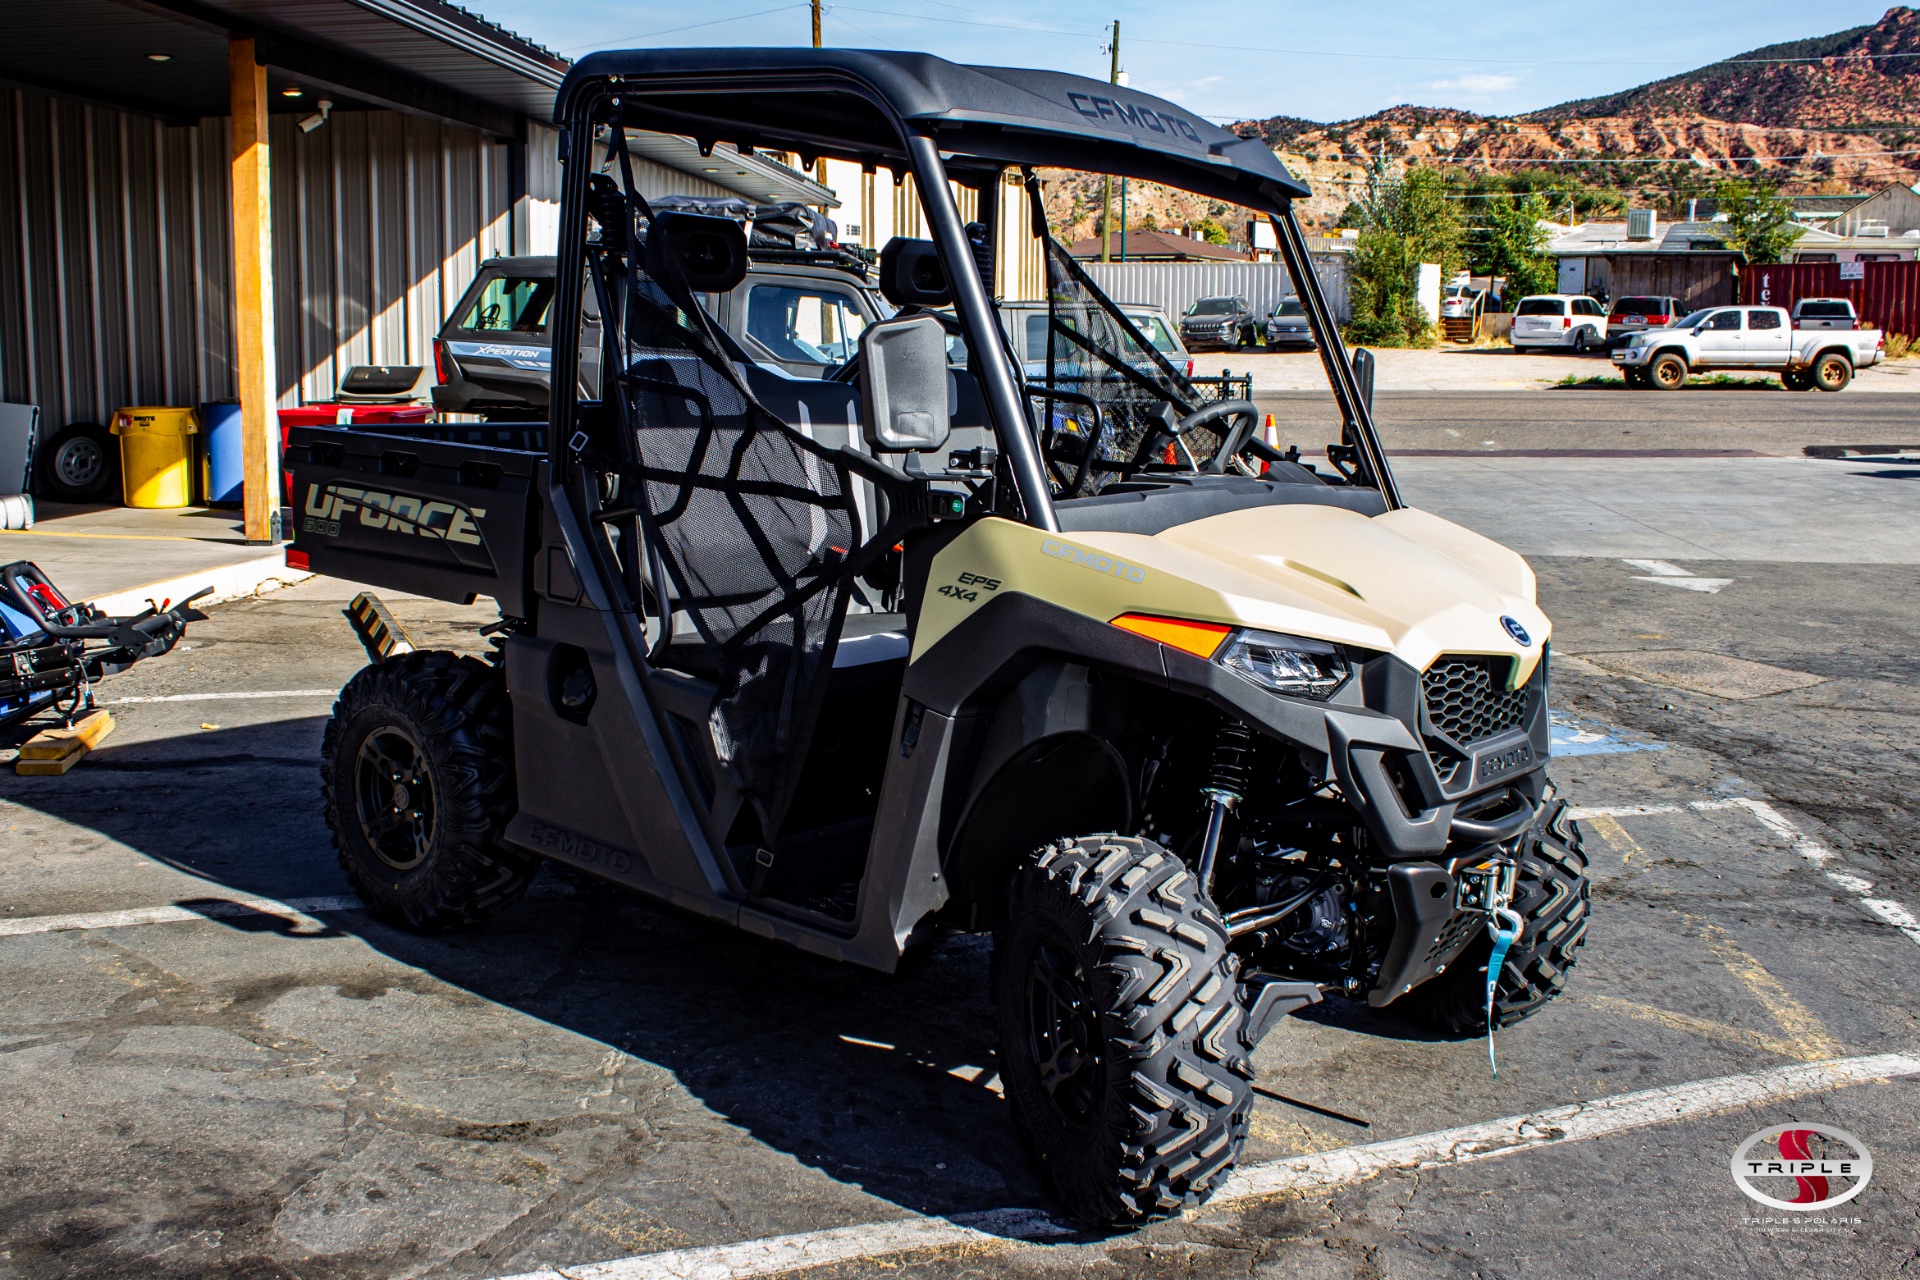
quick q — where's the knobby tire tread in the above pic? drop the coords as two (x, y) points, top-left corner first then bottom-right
(321, 650), (533, 931)
(994, 835), (1254, 1226)
(1400, 799), (1591, 1036)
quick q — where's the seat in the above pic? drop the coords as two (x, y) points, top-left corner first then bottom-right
(658, 610), (907, 681)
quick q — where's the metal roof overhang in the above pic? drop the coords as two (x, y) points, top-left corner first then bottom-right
(0, 0), (565, 137)
(623, 131), (836, 207)
(560, 49), (1312, 211)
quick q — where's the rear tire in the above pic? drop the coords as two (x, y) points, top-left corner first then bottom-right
(1813, 352), (1852, 392)
(1649, 352), (1688, 390)
(994, 836), (1253, 1226)
(1399, 799), (1591, 1035)
(322, 651), (534, 931)
(1571, 329), (1589, 355)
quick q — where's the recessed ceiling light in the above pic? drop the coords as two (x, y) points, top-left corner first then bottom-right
(702, 167), (718, 173)
(147, 53), (171, 62)
(281, 87), (303, 98)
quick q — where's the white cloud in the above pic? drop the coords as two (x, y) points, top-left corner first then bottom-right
(1422, 73), (1519, 96)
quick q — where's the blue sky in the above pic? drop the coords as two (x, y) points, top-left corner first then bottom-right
(467, 1), (1898, 123)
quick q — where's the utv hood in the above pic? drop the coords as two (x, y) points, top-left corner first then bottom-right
(916, 506), (1549, 683)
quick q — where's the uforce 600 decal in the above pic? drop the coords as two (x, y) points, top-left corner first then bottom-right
(303, 482), (487, 546)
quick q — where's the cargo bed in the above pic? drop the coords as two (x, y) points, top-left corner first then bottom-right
(285, 424), (542, 617)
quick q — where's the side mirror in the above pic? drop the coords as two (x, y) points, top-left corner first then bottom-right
(878, 238), (951, 308)
(1350, 347), (1375, 417)
(859, 314), (952, 453)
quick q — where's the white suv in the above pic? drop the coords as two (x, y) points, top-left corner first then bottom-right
(1510, 294), (1607, 353)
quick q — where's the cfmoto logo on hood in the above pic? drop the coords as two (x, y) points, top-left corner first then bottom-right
(1501, 616), (1531, 645)
(302, 482), (486, 546)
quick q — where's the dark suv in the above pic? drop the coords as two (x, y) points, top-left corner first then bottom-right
(1605, 295), (1684, 350)
(1179, 295), (1256, 349)
(433, 252), (884, 419)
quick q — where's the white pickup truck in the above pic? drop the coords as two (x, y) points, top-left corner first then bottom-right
(1611, 303), (1883, 391)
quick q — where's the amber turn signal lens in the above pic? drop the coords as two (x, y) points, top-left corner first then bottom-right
(1110, 613), (1231, 659)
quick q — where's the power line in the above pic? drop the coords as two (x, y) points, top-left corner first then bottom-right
(549, 4), (806, 54)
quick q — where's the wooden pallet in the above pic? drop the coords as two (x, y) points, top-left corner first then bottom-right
(15, 709), (114, 776)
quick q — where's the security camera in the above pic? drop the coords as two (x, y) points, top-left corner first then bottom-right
(298, 99), (333, 133)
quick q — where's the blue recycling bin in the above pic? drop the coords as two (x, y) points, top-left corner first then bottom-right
(199, 400), (244, 506)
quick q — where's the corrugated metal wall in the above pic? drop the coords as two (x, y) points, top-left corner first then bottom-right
(0, 91), (235, 430)
(1745, 260), (1920, 337)
(0, 85), (522, 431)
(1083, 258), (1351, 325)
(271, 109), (512, 404)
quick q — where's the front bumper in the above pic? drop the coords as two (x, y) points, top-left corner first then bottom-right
(1610, 345), (1652, 366)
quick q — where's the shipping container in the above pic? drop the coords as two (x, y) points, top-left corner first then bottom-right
(1744, 261), (1920, 338)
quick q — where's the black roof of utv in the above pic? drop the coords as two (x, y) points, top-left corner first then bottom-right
(557, 48), (1310, 209)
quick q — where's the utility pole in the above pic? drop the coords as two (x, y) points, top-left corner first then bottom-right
(812, 1), (826, 187)
(1102, 19), (1118, 262)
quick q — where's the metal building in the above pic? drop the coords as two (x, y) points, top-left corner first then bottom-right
(0, 0), (831, 540)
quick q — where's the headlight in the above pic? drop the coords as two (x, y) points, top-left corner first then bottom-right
(1216, 629), (1350, 700)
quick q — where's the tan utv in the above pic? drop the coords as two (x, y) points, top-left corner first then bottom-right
(287, 48), (1590, 1227)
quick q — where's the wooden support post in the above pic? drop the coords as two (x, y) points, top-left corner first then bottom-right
(229, 37), (280, 544)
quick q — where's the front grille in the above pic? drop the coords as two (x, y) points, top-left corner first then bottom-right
(1422, 655), (1530, 746)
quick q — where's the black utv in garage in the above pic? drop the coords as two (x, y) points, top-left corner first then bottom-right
(288, 49), (1589, 1227)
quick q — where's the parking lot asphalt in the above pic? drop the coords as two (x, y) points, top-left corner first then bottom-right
(3, 395), (1917, 1279)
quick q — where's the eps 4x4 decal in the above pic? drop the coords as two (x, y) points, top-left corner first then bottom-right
(938, 571), (1001, 604)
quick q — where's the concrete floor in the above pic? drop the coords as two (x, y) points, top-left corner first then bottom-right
(0, 502), (259, 601)
(3, 396), (1917, 1279)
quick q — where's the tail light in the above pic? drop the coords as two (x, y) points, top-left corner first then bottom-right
(285, 548), (310, 571)
(432, 338), (450, 384)
(1562, 317), (1571, 328)
(1648, 315), (1667, 325)
(1185, 359), (1194, 376)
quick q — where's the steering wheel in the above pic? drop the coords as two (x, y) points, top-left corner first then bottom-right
(1131, 399), (1261, 473)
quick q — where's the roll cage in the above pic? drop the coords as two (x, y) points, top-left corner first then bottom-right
(546, 48), (1402, 528)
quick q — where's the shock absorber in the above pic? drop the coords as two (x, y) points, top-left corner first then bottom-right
(1195, 719), (1254, 895)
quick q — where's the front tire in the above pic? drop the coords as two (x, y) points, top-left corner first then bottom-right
(1624, 366), (1651, 389)
(994, 836), (1253, 1226)
(322, 651), (534, 930)
(1399, 799), (1591, 1035)
(1782, 369), (1815, 392)
(1649, 352), (1689, 390)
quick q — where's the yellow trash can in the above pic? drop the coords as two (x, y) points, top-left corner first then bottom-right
(111, 407), (199, 508)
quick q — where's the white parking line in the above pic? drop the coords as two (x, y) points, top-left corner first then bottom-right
(0, 895), (360, 937)
(1619, 557), (1733, 593)
(488, 1053), (1920, 1280)
(1573, 796), (1920, 947)
(105, 689), (338, 704)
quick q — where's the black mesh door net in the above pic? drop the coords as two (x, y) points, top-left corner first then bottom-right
(585, 133), (876, 838)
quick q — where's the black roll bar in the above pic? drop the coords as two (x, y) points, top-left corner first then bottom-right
(905, 133), (1059, 533)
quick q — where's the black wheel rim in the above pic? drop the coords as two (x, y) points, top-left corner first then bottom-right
(54, 437), (103, 488)
(1025, 936), (1104, 1127)
(354, 726), (437, 871)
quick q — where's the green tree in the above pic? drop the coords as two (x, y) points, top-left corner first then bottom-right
(1467, 191), (1557, 302)
(1714, 176), (1798, 264)
(1192, 216), (1230, 245)
(1342, 160), (1461, 346)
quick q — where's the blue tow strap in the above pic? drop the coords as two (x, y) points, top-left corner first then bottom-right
(1484, 906), (1525, 1077)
